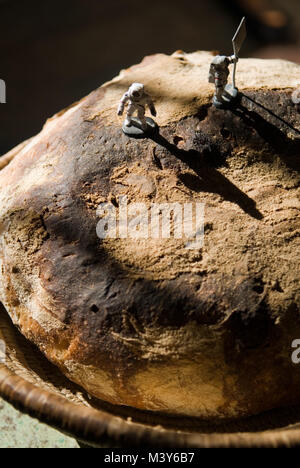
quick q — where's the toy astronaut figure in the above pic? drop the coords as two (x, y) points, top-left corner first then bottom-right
(117, 83), (157, 136)
(209, 55), (238, 107)
(209, 17), (247, 109)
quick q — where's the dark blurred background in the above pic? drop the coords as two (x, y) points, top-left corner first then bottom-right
(0, 0), (299, 155)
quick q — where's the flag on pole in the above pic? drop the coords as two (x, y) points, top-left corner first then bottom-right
(232, 17), (247, 89)
(232, 17), (247, 58)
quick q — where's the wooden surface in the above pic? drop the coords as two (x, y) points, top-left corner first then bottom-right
(0, 397), (79, 448)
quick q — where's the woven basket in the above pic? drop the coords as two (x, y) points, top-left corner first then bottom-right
(1, 304), (300, 448)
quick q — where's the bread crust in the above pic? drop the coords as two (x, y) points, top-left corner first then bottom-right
(0, 51), (299, 419)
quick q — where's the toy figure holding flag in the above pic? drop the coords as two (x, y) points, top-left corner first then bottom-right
(209, 17), (247, 108)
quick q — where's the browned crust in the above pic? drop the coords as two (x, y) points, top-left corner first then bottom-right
(0, 52), (299, 419)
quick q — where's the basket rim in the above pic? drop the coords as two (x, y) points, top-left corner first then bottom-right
(1, 364), (300, 448)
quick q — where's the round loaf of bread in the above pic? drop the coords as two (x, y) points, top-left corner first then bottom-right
(0, 51), (299, 419)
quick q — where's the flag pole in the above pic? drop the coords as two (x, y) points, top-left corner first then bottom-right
(232, 17), (246, 89)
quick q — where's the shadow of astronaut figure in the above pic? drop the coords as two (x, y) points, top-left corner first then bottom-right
(209, 55), (238, 107)
(118, 83), (157, 134)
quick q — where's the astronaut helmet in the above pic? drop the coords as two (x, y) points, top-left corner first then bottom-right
(211, 55), (230, 68)
(129, 83), (144, 99)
